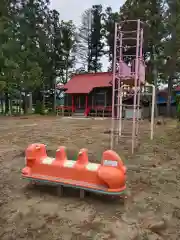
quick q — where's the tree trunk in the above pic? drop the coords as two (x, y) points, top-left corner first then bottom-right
(0, 95), (4, 114)
(22, 93), (28, 114)
(33, 87), (42, 104)
(28, 92), (33, 114)
(42, 84), (45, 111)
(166, 13), (176, 117)
(9, 99), (12, 115)
(166, 76), (173, 117)
(152, 45), (159, 117)
(53, 78), (56, 113)
(19, 91), (22, 114)
(5, 92), (9, 115)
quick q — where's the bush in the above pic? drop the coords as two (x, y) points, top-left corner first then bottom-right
(34, 100), (45, 115)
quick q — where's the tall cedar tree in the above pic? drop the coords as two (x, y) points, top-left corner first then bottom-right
(103, 7), (119, 71)
(89, 5), (104, 72)
(77, 9), (93, 71)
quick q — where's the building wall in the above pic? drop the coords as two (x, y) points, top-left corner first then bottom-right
(64, 94), (72, 106)
(62, 89), (178, 118)
(88, 87), (112, 107)
(142, 105), (177, 118)
(63, 87), (112, 108)
(158, 105), (177, 117)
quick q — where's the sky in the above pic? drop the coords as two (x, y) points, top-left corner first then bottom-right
(50, 0), (125, 26)
(50, 0), (126, 71)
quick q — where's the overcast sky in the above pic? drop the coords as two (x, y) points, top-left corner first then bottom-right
(50, 0), (125, 26)
(50, 0), (125, 70)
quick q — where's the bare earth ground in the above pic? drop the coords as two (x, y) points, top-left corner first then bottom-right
(0, 116), (180, 240)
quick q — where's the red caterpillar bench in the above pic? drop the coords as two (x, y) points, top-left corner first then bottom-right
(22, 143), (127, 198)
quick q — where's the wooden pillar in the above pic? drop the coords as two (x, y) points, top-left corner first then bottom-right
(85, 95), (88, 117)
(72, 95), (74, 112)
(104, 91), (107, 107)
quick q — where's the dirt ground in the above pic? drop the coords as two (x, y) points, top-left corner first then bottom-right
(0, 116), (180, 240)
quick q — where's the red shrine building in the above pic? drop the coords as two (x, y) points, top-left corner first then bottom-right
(56, 72), (113, 117)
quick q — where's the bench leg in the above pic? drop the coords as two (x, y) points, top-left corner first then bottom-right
(57, 186), (63, 197)
(80, 189), (85, 199)
(28, 180), (36, 187)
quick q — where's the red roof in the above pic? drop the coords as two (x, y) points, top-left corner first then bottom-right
(175, 86), (180, 91)
(63, 72), (112, 94)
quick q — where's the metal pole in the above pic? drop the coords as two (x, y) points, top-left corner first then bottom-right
(110, 22), (118, 149)
(132, 19), (141, 154)
(119, 84), (129, 137)
(149, 84), (155, 140)
(116, 86), (120, 144)
(118, 32), (123, 139)
(140, 28), (143, 57)
(152, 45), (158, 117)
(119, 86), (123, 137)
(136, 27), (143, 135)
